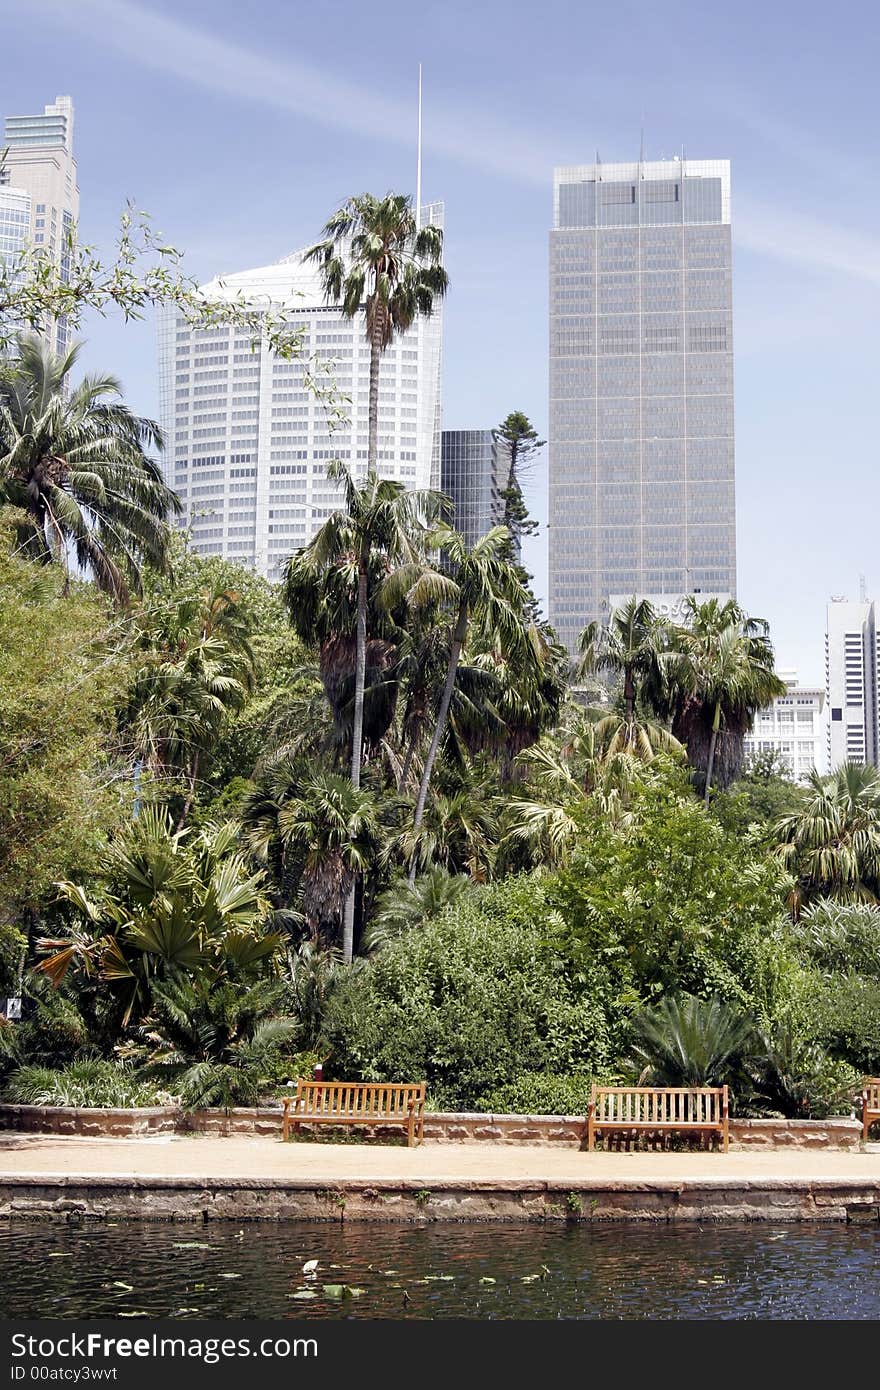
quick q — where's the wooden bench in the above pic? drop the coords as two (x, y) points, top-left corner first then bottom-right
(282, 1080), (426, 1147)
(862, 1078), (880, 1142)
(586, 1084), (729, 1152)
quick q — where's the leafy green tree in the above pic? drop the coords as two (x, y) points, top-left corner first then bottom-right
(0, 516), (129, 918)
(325, 875), (614, 1109)
(550, 773), (795, 1016)
(0, 335), (178, 601)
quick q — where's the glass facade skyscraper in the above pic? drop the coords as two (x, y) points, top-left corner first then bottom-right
(440, 429), (507, 548)
(548, 159), (736, 653)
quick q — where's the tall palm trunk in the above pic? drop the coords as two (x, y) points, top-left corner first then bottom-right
(409, 600), (469, 883)
(341, 315), (384, 962)
(704, 700), (722, 806)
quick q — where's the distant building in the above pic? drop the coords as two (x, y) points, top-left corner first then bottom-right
(0, 96), (78, 355)
(825, 598), (879, 768)
(743, 668), (826, 782)
(157, 204), (444, 581)
(548, 157), (736, 655)
(440, 429), (507, 548)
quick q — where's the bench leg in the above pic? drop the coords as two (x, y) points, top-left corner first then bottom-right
(407, 1107), (415, 1148)
(587, 1108), (595, 1153)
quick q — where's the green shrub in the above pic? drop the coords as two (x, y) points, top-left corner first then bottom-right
(326, 876), (618, 1110)
(808, 976), (880, 1075)
(475, 1072), (597, 1115)
(550, 784), (796, 1023)
(3, 1060), (170, 1108)
(743, 1025), (862, 1119)
(795, 902), (880, 979)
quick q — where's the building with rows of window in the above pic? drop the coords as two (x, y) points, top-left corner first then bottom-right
(157, 204), (444, 582)
(0, 95), (78, 356)
(742, 669), (826, 783)
(440, 429), (508, 549)
(824, 597), (879, 770)
(548, 157), (736, 654)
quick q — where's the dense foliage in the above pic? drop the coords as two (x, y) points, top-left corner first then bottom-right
(1, 188), (877, 1122)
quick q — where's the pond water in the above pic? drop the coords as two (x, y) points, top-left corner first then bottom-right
(0, 1220), (877, 1320)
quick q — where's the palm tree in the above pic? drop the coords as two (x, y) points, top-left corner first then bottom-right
(245, 765), (380, 951)
(304, 190), (447, 482)
(38, 809), (280, 1027)
(578, 596), (670, 731)
(0, 333), (179, 601)
(283, 461), (439, 785)
(302, 189), (447, 788)
(364, 866), (472, 951)
(775, 762), (880, 914)
(124, 585), (256, 827)
(405, 524), (530, 879)
(283, 467), (440, 961)
(664, 598), (786, 803)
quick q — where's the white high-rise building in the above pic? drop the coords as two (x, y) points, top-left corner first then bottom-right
(742, 668), (826, 783)
(825, 598), (879, 769)
(157, 205), (444, 582)
(0, 96), (79, 354)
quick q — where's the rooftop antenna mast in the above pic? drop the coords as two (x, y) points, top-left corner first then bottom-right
(415, 63), (422, 229)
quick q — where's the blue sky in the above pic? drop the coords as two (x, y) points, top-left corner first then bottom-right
(4, 0), (879, 684)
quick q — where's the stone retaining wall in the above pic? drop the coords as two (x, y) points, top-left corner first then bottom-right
(0, 1175), (878, 1224)
(0, 1104), (864, 1149)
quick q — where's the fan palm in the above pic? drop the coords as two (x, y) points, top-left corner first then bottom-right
(0, 333), (179, 601)
(39, 808), (280, 1026)
(365, 866), (472, 951)
(245, 764), (381, 950)
(577, 597), (677, 757)
(664, 598), (786, 803)
(775, 762), (880, 914)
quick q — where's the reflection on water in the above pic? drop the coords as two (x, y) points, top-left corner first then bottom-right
(0, 1220), (877, 1320)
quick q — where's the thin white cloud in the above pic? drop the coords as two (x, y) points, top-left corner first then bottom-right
(24, 0), (557, 186)
(735, 198), (880, 288)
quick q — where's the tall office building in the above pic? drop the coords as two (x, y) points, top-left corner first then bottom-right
(825, 598), (880, 769)
(0, 96), (78, 354)
(157, 205), (444, 581)
(742, 668), (826, 782)
(548, 158), (736, 654)
(440, 429), (507, 548)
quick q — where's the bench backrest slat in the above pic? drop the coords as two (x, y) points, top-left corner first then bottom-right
(591, 1085), (725, 1125)
(293, 1080), (425, 1118)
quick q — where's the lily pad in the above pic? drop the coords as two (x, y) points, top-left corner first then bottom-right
(479, 1277), (496, 1285)
(290, 1290), (318, 1301)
